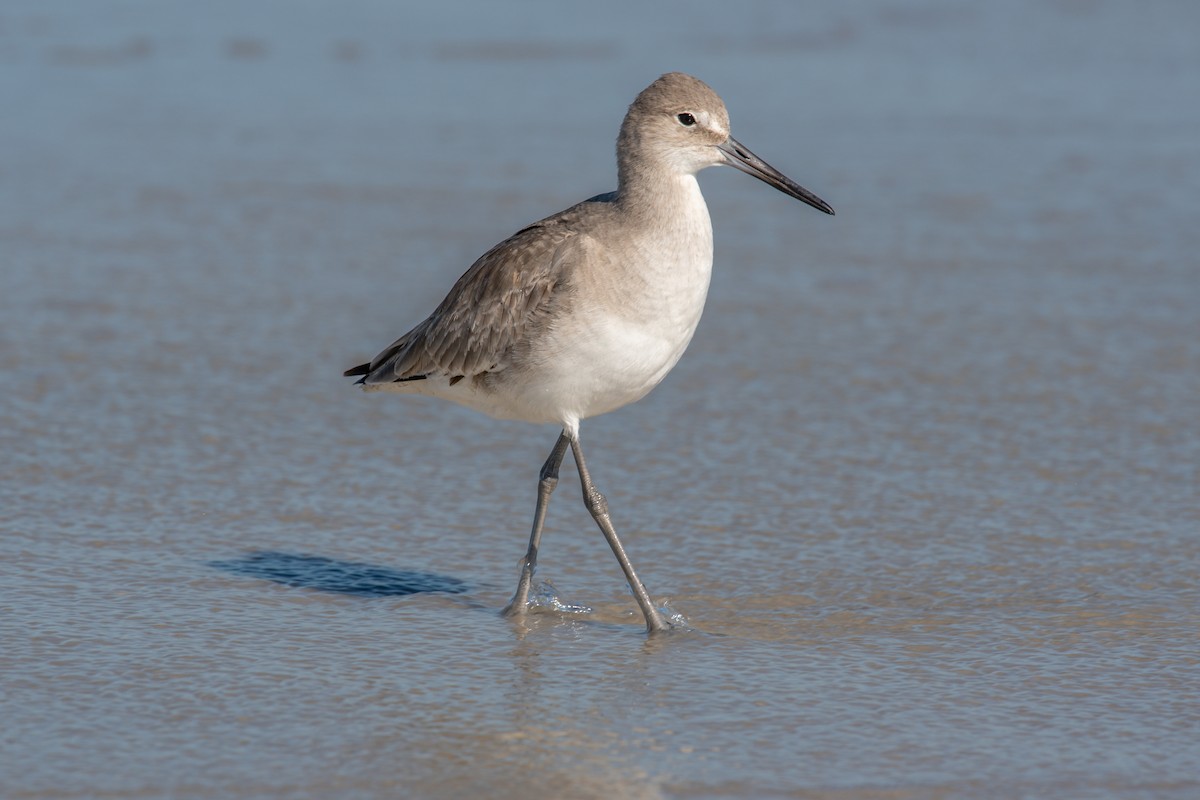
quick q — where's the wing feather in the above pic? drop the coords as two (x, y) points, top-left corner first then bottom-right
(359, 215), (586, 385)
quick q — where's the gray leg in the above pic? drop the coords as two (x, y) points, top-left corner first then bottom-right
(503, 431), (571, 617)
(570, 436), (670, 633)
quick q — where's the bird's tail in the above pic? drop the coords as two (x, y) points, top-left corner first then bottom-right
(343, 362), (370, 384)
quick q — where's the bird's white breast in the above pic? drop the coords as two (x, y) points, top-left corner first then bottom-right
(532, 174), (715, 426)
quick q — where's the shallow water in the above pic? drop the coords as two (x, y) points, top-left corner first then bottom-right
(3, 1), (1198, 798)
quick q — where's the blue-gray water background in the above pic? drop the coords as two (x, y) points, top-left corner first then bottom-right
(2, 1), (1197, 798)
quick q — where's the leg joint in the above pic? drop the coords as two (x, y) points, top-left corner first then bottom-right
(582, 487), (608, 517)
(538, 473), (559, 495)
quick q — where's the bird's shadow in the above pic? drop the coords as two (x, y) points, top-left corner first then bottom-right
(209, 550), (468, 597)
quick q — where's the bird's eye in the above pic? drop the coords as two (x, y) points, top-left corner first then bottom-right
(676, 112), (696, 127)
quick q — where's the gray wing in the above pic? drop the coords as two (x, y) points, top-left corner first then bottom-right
(353, 209), (597, 385)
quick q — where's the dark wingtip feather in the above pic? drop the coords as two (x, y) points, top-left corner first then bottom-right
(344, 363), (370, 378)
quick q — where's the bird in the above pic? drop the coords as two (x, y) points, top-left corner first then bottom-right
(344, 72), (834, 633)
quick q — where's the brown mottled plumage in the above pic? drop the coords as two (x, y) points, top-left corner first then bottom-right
(347, 199), (614, 384)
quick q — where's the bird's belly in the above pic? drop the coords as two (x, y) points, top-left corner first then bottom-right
(364, 314), (697, 430)
(518, 306), (702, 423)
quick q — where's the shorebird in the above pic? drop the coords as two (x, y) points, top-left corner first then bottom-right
(345, 72), (834, 632)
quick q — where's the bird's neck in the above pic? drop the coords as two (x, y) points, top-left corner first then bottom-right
(616, 166), (713, 244)
(612, 169), (714, 327)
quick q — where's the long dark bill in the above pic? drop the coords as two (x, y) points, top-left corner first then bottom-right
(717, 137), (835, 215)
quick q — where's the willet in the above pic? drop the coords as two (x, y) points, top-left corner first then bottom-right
(345, 72), (833, 633)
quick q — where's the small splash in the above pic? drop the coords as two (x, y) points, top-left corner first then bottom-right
(659, 601), (689, 630)
(528, 581), (592, 615)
